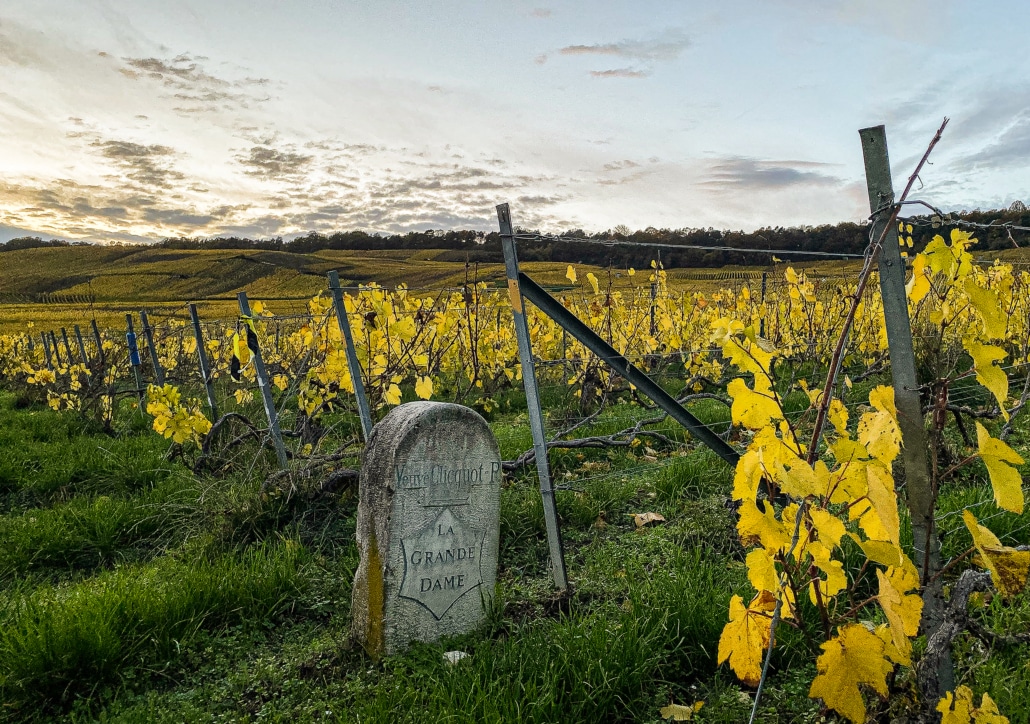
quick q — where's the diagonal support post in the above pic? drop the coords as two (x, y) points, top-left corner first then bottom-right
(517, 273), (740, 466)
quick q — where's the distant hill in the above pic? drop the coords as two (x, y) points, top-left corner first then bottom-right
(5, 204), (1027, 271)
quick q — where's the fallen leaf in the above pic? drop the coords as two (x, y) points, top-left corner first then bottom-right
(659, 701), (704, 721)
(632, 512), (666, 528)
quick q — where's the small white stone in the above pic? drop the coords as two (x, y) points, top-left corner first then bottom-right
(443, 651), (470, 665)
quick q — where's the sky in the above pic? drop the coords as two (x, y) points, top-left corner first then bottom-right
(1, 0), (1028, 243)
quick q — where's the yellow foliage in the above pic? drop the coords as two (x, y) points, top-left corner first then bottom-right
(727, 377), (783, 430)
(586, 272), (600, 295)
(877, 565), (922, 664)
(717, 591), (775, 687)
(414, 375), (434, 400)
(938, 686), (1009, 724)
(963, 279), (1007, 340)
(659, 702), (703, 721)
(963, 510), (1030, 598)
(736, 500), (790, 553)
(975, 422), (1025, 514)
(965, 341), (1009, 419)
(809, 624), (893, 724)
(857, 386), (901, 466)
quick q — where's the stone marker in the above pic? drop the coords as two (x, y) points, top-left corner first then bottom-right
(351, 401), (502, 657)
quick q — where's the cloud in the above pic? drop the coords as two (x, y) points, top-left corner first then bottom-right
(603, 160), (641, 171)
(530, 8), (552, 18)
(0, 223), (61, 243)
(91, 139), (185, 188)
(700, 157), (844, 191)
(552, 28), (689, 78)
(953, 113), (1030, 171)
(0, 178), (248, 241)
(118, 53), (270, 114)
(590, 68), (649, 79)
(0, 18), (54, 69)
(559, 29), (690, 63)
(236, 144), (313, 179)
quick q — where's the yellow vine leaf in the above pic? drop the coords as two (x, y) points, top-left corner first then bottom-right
(807, 539), (847, 604)
(975, 423), (1025, 514)
(857, 386), (900, 466)
(414, 375), (434, 400)
(659, 702), (704, 721)
(963, 279), (1007, 340)
(873, 623), (910, 667)
(383, 383), (402, 406)
(963, 510), (1030, 598)
(828, 398), (849, 435)
(586, 272), (600, 295)
(885, 560), (927, 634)
(746, 547), (777, 593)
(809, 506), (847, 548)
(566, 265), (577, 283)
(965, 341), (1009, 420)
(771, 455), (827, 500)
(718, 326), (775, 382)
(828, 440), (871, 505)
(732, 449), (763, 503)
(737, 500), (791, 553)
(850, 461), (901, 545)
(868, 384), (897, 419)
(938, 685), (1009, 724)
(388, 316), (417, 341)
(907, 253), (932, 304)
(850, 534), (903, 567)
(727, 377), (783, 430)
(877, 565), (922, 665)
(717, 591), (775, 687)
(746, 548), (795, 616)
(809, 624), (893, 724)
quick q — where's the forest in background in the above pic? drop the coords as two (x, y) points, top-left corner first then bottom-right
(4, 203), (1027, 270)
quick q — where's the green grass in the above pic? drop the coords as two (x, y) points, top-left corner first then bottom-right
(0, 477), (196, 580)
(0, 376), (1028, 723)
(0, 539), (309, 714)
(0, 403), (172, 510)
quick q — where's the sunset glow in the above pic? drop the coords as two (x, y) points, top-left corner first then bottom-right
(2, 0), (1028, 243)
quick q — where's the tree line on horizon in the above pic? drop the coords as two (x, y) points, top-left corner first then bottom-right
(4, 203), (1027, 269)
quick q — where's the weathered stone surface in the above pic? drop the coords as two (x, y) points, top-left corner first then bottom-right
(351, 401), (502, 657)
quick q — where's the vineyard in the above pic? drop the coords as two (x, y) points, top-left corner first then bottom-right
(2, 136), (1030, 721)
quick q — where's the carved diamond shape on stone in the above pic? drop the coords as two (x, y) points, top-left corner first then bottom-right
(399, 508), (484, 620)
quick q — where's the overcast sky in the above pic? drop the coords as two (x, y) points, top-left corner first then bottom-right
(1, 0), (1028, 243)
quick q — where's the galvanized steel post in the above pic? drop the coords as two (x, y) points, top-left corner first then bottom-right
(497, 203), (569, 590)
(125, 314), (145, 403)
(237, 292), (290, 470)
(189, 304), (219, 419)
(139, 310), (165, 385)
(327, 271), (374, 441)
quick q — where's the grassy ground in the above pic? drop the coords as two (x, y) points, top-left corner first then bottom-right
(0, 379), (1029, 723)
